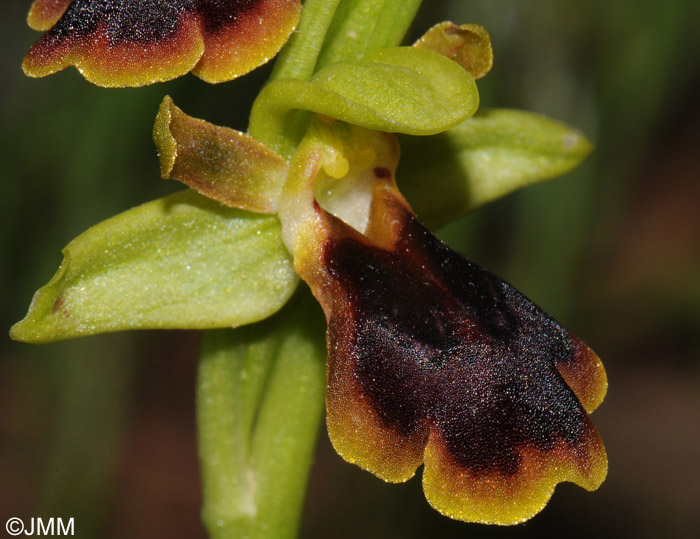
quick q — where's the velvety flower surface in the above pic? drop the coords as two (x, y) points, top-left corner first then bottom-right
(278, 119), (607, 524)
(24, 0), (301, 86)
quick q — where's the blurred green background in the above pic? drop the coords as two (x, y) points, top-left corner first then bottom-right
(2, 1), (699, 537)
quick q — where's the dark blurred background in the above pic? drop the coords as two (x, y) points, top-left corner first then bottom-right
(2, 1), (699, 537)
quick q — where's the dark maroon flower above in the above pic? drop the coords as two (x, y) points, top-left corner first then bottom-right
(23, 0), (301, 86)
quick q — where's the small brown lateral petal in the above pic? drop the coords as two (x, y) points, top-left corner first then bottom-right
(23, 0), (301, 87)
(414, 22), (493, 79)
(153, 96), (288, 213)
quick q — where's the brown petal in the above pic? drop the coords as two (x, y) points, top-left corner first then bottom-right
(23, 0), (301, 87)
(153, 96), (288, 213)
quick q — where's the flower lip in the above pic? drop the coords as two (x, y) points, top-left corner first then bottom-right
(23, 0), (301, 86)
(280, 119), (607, 524)
(323, 200), (607, 523)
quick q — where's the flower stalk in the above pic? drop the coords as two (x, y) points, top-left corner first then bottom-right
(197, 294), (326, 539)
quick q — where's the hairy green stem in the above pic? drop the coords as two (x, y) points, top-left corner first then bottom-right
(246, 295), (327, 538)
(252, 0), (343, 159)
(197, 328), (279, 538)
(271, 0), (344, 81)
(197, 294), (326, 539)
(316, 0), (423, 67)
(366, 0), (423, 53)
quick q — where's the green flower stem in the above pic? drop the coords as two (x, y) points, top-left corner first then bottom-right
(316, 0), (423, 68)
(197, 329), (279, 538)
(363, 0), (424, 54)
(247, 295), (327, 538)
(270, 0), (343, 82)
(197, 3), (346, 537)
(254, 0), (343, 162)
(197, 294), (326, 539)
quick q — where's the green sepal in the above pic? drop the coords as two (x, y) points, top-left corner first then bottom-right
(398, 108), (594, 228)
(10, 190), (298, 343)
(250, 46), (479, 157)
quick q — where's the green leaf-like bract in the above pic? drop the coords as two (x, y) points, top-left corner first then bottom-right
(250, 46), (479, 157)
(11, 190), (298, 343)
(398, 109), (593, 228)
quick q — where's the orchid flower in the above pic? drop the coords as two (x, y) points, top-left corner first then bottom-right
(12, 0), (606, 534)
